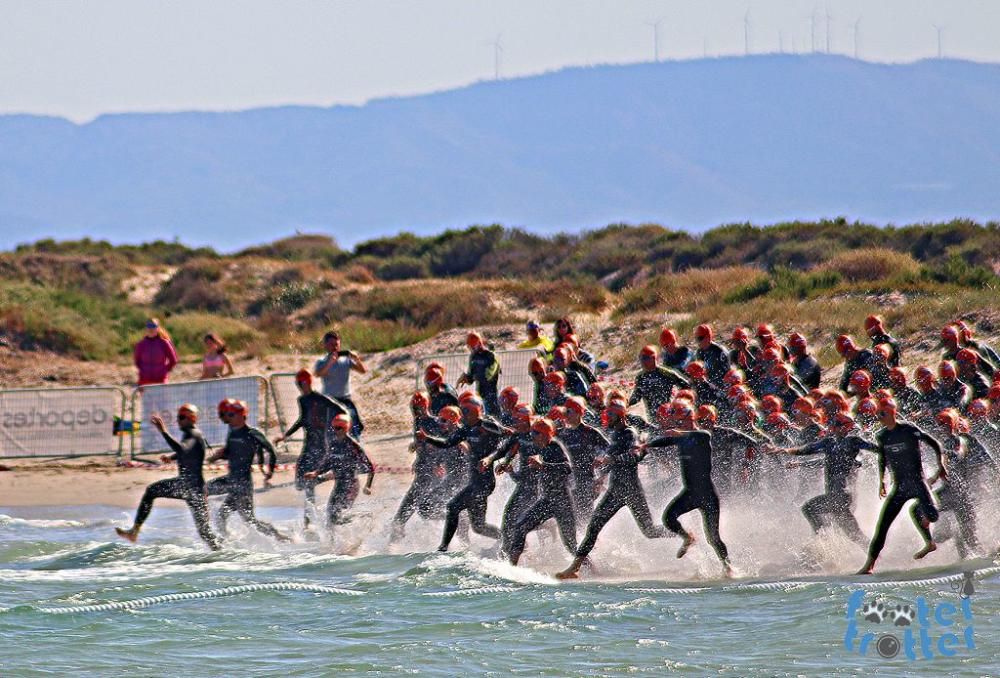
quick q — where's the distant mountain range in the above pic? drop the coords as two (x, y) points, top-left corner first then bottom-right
(2, 54), (998, 250)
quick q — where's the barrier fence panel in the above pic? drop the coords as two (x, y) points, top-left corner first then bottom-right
(415, 349), (540, 403)
(268, 373), (303, 444)
(0, 386), (127, 459)
(130, 376), (269, 457)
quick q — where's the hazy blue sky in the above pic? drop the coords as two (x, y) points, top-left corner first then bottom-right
(2, 0), (997, 121)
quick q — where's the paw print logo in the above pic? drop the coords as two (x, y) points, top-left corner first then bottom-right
(862, 600), (886, 623)
(890, 604), (915, 627)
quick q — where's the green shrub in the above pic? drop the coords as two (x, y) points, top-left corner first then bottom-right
(162, 313), (263, 356)
(376, 256), (430, 281)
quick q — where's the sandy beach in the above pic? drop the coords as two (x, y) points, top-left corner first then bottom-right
(0, 437), (415, 509)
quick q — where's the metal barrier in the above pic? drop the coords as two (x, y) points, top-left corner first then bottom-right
(415, 349), (540, 401)
(268, 372), (303, 445)
(0, 386), (128, 459)
(129, 376), (270, 458)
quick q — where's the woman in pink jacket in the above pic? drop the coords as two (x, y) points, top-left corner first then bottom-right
(134, 318), (179, 385)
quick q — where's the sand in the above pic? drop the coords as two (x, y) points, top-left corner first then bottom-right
(0, 437), (415, 509)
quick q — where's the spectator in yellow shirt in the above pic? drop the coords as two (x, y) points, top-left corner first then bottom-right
(518, 320), (555, 361)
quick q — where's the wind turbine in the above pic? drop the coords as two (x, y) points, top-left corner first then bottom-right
(809, 10), (818, 53)
(933, 24), (944, 58)
(744, 9), (751, 55)
(851, 17), (861, 59)
(489, 34), (503, 80)
(825, 7), (833, 53)
(645, 17), (666, 62)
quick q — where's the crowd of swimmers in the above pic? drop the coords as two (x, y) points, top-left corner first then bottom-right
(118, 316), (1000, 579)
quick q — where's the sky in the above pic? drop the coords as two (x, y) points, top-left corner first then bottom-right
(1, 0), (998, 122)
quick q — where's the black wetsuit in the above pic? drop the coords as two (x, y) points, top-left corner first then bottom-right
(729, 347), (757, 373)
(933, 432), (987, 558)
(788, 353), (819, 390)
(574, 426), (667, 560)
(506, 439), (578, 563)
(393, 415), (448, 531)
(628, 366), (689, 419)
(568, 361), (597, 388)
(286, 391), (348, 521)
(424, 419), (506, 549)
(134, 427), (220, 549)
(559, 422), (611, 521)
(468, 349), (502, 416)
(492, 431), (541, 555)
(838, 349), (878, 392)
(662, 346), (693, 371)
(206, 425), (285, 540)
(696, 342), (732, 385)
(938, 379), (970, 410)
(964, 339), (1000, 376)
(869, 331), (902, 368)
(312, 435), (374, 524)
(960, 372), (992, 401)
(706, 425), (761, 497)
(866, 423), (942, 562)
(787, 434), (876, 545)
(535, 390), (567, 417)
(563, 369), (589, 398)
(646, 430), (729, 562)
(892, 386), (924, 418)
(692, 379), (727, 410)
(945, 345), (998, 378)
(429, 385), (460, 415)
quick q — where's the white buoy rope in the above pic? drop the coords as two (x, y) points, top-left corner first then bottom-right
(625, 566), (1000, 595)
(19, 582), (362, 615)
(422, 585), (521, 597)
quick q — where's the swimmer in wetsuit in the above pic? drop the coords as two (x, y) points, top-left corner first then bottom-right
(304, 414), (375, 526)
(116, 405), (221, 550)
(418, 396), (506, 552)
(857, 398), (947, 574)
(274, 369), (347, 527)
(206, 400), (289, 542)
(506, 418), (579, 565)
(768, 412), (876, 546)
(556, 399), (667, 579)
(560, 396), (610, 522)
(644, 403), (733, 577)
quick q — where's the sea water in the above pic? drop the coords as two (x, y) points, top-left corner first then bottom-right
(1, 476), (998, 676)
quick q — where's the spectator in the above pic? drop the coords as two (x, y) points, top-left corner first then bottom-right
(315, 330), (367, 437)
(518, 320), (555, 361)
(200, 333), (235, 380)
(134, 318), (178, 386)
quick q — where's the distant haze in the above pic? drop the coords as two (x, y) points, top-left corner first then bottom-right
(2, 56), (998, 250)
(3, 0), (998, 122)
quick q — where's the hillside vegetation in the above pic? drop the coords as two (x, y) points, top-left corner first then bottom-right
(2, 219), (998, 362)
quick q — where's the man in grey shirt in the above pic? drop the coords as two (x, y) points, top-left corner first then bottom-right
(315, 330), (367, 437)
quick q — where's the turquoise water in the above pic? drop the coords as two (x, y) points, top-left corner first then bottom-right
(1, 501), (998, 676)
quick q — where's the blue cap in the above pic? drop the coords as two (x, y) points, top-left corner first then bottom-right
(526, 320), (541, 331)
(146, 320), (159, 329)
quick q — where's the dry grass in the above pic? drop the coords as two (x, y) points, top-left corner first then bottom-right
(615, 266), (766, 317)
(819, 248), (921, 283)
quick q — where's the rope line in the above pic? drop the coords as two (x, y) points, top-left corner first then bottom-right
(422, 585), (521, 597)
(625, 566), (1000, 595)
(9, 582), (362, 615)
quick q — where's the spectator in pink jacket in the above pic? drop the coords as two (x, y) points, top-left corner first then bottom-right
(134, 318), (178, 385)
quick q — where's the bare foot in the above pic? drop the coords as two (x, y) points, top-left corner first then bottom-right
(676, 534), (695, 559)
(914, 542), (937, 560)
(115, 527), (138, 543)
(856, 559), (875, 575)
(555, 568), (580, 580)
(722, 561), (734, 578)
